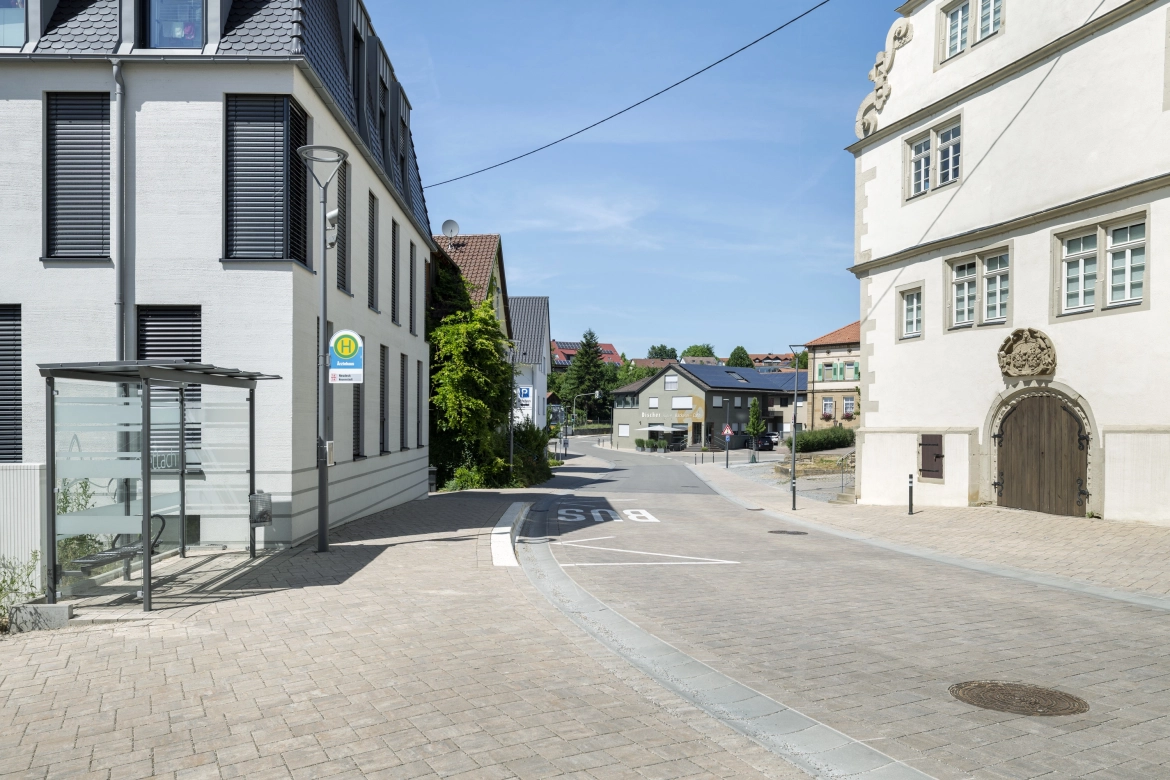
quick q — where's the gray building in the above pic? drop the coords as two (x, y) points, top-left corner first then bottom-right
(612, 365), (808, 450)
(509, 296), (551, 428)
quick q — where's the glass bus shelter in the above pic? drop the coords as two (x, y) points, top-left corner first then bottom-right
(38, 360), (280, 611)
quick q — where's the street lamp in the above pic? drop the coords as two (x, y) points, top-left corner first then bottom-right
(298, 145), (348, 553)
(788, 343), (807, 511)
(571, 391), (600, 434)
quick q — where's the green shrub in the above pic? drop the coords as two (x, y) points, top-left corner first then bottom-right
(636, 438), (645, 449)
(510, 420), (552, 487)
(783, 427), (855, 453)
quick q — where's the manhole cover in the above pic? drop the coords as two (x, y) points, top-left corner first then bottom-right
(769, 530), (807, 535)
(949, 681), (1088, 716)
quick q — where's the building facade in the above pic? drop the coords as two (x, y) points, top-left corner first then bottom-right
(852, 0), (1169, 521)
(434, 233), (512, 337)
(612, 365), (808, 449)
(805, 323), (862, 431)
(0, 0), (433, 548)
(509, 296), (551, 428)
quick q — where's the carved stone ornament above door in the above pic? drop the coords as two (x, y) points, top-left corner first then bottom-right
(854, 19), (914, 140)
(998, 328), (1057, 377)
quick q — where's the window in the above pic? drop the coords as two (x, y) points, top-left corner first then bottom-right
(47, 94), (110, 259)
(618, 424), (630, 438)
(351, 32), (363, 118)
(664, 375), (678, 391)
(399, 353), (408, 449)
(138, 307), (201, 464)
(335, 162), (348, 290)
(903, 290), (922, 336)
(920, 434), (944, 479)
(983, 254), (1009, 321)
(979, 0), (1002, 39)
(145, 0), (203, 48)
(844, 396), (856, 416)
(379, 345), (388, 453)
(846, 362), (861, 381)
(938, 124), (961, 186)
(1063, 233), (1098, 312)
(711, 396), (722, 408)
(416, 360), (423, 447)
(352, 383), (364, 458)
(0, 306), (20, 462)
(671, 397), (693, 410)
(409, 242), (417, 335)
(378, 80), (389, 163)
(822, 397), (834, 417)
(953, 260), (976, 325)
(390, 221), (400, 323)
(734, 397), (742, 408)
(225, 95), (308, 263)
(1108, 222), (1145, 305)
(946, 3), (969, 57)
(367, 193), (378, 310)
(648, 397), (659, 409)
(0, 0), (26, 47)
(911, 136), (931, 197)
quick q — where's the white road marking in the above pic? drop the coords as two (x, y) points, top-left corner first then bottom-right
(560, 562), (737, 567)
(491, 502), (527, 567)
(556, 541), (737, 565)
(550, 536), (615, 544)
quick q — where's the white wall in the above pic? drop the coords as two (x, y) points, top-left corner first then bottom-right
(858, 431), (971, 507)
(1103, 430), (1170, 524)
(0, 464), (45, 592)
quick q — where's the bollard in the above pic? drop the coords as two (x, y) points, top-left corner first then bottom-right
(908, 473), (914, 515)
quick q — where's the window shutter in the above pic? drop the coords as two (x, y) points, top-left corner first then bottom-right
(379, 345), (388, 453)
(399, 352), (408, 449)
(138, 307), (202, 456)
(409, 242), (417, 334)
(226, 96), (285, 259)
(368, 193), (378, 309)
(47, 93), (110, 258)
(286, 99), (308, 263)
(335, 161), (348, 289)
(390, 221), (400, 323)
(816, 364), (823, 381)
(919, 434), (943, 479)
(0, 306), (21, 462)
(352, 383), (362, 458)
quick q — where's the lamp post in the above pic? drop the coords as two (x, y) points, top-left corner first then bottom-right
(298, 145), (348, 554)
(571, 391), (600, 436)
(723, 397), (730, 469)
(788, 344), (806, 511)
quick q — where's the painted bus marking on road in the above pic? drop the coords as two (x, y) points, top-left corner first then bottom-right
(551, 539), (737, 566)
(557, 508), (661, 523)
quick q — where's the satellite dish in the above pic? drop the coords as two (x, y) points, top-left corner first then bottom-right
(441, 219), (460, 238)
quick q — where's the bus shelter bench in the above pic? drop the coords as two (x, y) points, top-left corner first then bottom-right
(69, 515), (167, 580)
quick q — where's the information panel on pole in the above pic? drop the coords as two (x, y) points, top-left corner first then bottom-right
(329, 330), (364, 384)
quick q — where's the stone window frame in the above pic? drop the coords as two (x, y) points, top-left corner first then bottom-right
(902, 112), (963, 203)
(935, 0), (1005, 69)
(1048, 206), (1151, 324)
(941, 239), (1015, 334)
(895, 280), (926, 343)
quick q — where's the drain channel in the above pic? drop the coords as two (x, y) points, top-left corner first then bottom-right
(769, 530), (807, 535)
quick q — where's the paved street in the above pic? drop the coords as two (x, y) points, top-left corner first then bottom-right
(0, 489), (805, 780)
(538, 443), (1170, 778)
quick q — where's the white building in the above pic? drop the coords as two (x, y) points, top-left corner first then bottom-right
(852, 0), (1169, 521)
(0, 0), (434, 551)
(509, 296), (551, 429)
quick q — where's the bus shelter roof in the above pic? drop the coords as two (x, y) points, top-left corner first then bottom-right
(38, 360), (281, 389)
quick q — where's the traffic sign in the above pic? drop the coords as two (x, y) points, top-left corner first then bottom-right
(328, 330), (364, 383)
(722, 424), (733, 437)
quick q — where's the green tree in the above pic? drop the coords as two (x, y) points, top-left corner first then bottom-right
(746, 397), (767, 463)
(563, 329), (609, 420)
(680, 343), (716, 358)
(429, 300), (514, 486)
(795, 350), (809, 369)
(647, 344), (677, 360)
(426, 255), (474, 338)
(727, 346), (753, 368)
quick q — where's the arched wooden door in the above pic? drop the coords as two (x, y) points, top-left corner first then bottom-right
(994, 396), (1088, 516)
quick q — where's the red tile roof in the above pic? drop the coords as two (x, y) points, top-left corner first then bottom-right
(631, 358), (678, 368)
(806, 321), (861, 347)
(432, 234), (500, 303)
(551, 340), (623, 367)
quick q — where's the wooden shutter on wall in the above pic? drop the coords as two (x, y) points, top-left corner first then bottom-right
(0, 306), (21, 462)
(47, 93), (110, 258)
(138, 307), (202, 453)
(335, 161), (348, 289)
(920, 434), (943, 479)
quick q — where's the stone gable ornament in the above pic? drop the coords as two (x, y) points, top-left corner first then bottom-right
(854, 19), (914, 139)
(998, 328), (1057, 377)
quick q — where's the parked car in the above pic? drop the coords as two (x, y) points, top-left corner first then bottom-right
(755, 436), (774, 451)
(767, 432), (780, 445)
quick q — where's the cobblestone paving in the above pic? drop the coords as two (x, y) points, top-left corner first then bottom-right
(548, 448), (1170, 778)
(693, 462), (1170, 600)
(0, 491), (809, 780)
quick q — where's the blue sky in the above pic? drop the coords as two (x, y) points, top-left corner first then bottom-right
(372, 0), (896, 358)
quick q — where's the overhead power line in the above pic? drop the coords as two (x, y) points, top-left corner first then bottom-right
(424, 0), (835, 189)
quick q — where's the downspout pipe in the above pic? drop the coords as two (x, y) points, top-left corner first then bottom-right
(111, 58), (126, 360)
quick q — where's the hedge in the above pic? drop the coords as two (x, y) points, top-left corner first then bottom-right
(784, 426), (855, 453)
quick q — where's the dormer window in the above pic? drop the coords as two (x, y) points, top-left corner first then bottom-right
(145, 0), (204, 48)
(0, 0), (26, 47)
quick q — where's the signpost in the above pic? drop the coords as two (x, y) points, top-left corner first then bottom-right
(329, 330), (363, 384)
(516, 385), (533, 422)
(722, 424), (732, 469)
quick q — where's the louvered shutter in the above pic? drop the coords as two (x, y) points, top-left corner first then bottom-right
(352, 382), (362, 458)
(138, 307), (202, 456)
(286, 100), (308, 263)
(390, 221), (400, 323)
(47, 94), (110, 258)
(367, 193), (378, 309)
(379, 346), (387, 453)
(399, 352), (407, 449)
(226, 96), (284, 259)
(335, 161), (348, 289)
(409, 242), (416, 334)
(0, 306), (21, 463)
